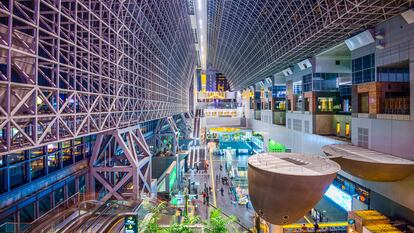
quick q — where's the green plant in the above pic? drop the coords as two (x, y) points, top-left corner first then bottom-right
(162, 214), (201, 233)
(203, 208), (240, 233)
(141, 201), (166, 233)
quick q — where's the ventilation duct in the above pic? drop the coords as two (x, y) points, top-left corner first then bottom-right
(345, 30), (375, 51)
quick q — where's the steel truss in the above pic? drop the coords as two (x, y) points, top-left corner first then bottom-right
(89, 124), (151, 201)
(154, 116), (179, 155)
(0, 0), (196, 156)
(174, 112), (192, 139)
(207, 0), (412, 89)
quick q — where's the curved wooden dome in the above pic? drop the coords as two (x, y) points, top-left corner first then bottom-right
(248, 153), (340, 225)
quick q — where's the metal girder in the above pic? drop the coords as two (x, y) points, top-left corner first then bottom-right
(89, 124), (152, 201)
(173, 112), (192, 139)
(154, 116), (179, 155)
(0, 0), (196, 156)
(207, 0), (412, 90)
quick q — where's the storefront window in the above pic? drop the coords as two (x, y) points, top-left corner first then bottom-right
(31, 157), (45, 180)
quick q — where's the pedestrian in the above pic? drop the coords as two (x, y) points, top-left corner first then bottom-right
(206, 195), (209, 205)
(220, 164), (223, 171)
(302, 223), (307, 233)
(246, 201), (249, 209)
(202, 192), (207, 204)
(220, 187), (224, 196)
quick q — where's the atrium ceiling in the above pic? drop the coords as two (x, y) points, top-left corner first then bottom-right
(206, 0), (413, 90)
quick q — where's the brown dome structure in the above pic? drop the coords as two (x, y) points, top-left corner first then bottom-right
(323, 144), (414, 182)
(248, 153), (340, 225)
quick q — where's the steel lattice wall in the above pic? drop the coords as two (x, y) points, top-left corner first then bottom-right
(0, 0), (196, 155)
(207, 0), (412, 90)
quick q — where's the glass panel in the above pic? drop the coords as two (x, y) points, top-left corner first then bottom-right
(54, 186), (65, 206)
(31, 157), (45, 180)
(317, 97), (334, 112)
(48, 153), (60, 173)
(79, 175), (86, 193)
(68, 180), (76, 197)
(62, 148), (73, 167)
(9, 163), (28, 189)
(8, 151), (25, 165)
(39, 194), (51, 216)
(0, 168), (7, 194)
(62, 140), (71, 148)
(19, 203), (35, 223)
(46, 143), (58, 154)
(73, 145), (84, 163)
(30, 147), (44, 158)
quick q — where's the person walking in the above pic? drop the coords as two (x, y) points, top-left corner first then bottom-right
(206, 195), (209, 205)
(202, 191), (207, 205)
(220, 187), (224, 196)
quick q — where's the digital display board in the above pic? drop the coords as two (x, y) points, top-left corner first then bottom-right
(325, 185), (352, 211)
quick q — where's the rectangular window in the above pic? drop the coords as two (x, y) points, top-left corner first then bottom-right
(48, 153), (60, 173)
(31, 157), (45, 180)
(352, 54), (375, 84)
(54, 186), (65, 206)
(9, 163), (28, 189)
(39, 194), (51, 217)
(317, 97), (334, 112)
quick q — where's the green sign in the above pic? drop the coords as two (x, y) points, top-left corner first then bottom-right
(169, 167), (177, 190)
(268, 139), (286, 152)
(124, 215), (138, 233)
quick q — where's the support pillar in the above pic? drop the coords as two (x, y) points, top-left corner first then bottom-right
(89, 125), (152, 201)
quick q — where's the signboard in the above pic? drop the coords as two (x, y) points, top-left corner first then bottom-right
(325, 185), (352, 211)
(124, 215), (138, 233)
(169, 167), (177, 191)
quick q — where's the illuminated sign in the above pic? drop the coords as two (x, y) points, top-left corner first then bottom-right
(325, 185), (352, 211)
(124, 215), (138, 233)
(169, 167), (177, 190)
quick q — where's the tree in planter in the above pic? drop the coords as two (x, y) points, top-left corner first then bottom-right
(141, 201), (167, 233)
(162, 215), (201, 233)
(203, 208), (242, 233)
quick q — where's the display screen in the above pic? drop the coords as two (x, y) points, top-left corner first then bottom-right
(325, 185), (352, 211)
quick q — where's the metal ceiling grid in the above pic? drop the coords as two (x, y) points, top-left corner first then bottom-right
(207, 0), (412, 90)
(0, 0), (196, 155)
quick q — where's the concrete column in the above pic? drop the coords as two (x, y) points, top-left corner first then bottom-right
(410, 60), (414, 121)
(269, 224), (284, 233)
